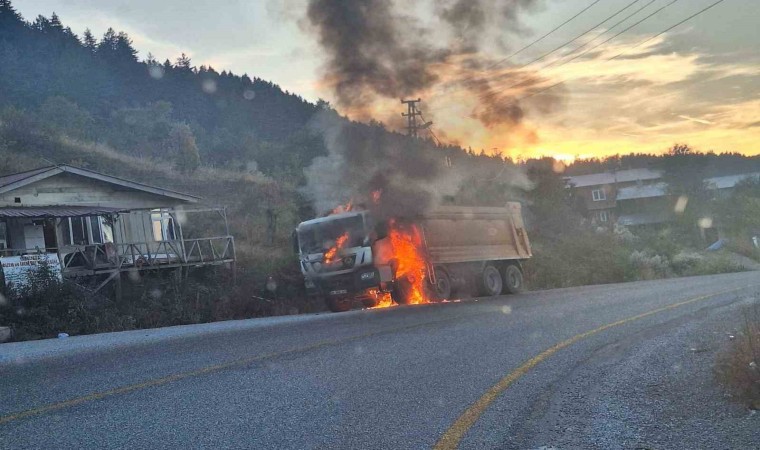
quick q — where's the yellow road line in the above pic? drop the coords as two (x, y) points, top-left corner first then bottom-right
(434, 286), (755, 449)
(0, 311), (472, 426)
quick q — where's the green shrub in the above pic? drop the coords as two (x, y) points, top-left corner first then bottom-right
(0, 261), (112, 340)
(524, 230), (633, 289)
(681, 253), (746, 277)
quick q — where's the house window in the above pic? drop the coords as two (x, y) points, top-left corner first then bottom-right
(592, 189), (606, 201)
(598, 210), (610, 222)
(71, 217), (87, 245)
(61, 217), (112, 245)
(151, 210), (176, 241)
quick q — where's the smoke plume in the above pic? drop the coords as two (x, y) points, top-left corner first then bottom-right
(300, 1), (545, 218)
(306, 0), (447, 109)
(303, 110), (459, 218)
(305, 0), (554, 129)
(302, 109), (532, 219)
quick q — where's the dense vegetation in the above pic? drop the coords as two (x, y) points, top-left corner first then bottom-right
(0, 1), (758, 340)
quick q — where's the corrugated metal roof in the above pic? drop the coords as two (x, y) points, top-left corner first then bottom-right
(565, 168), (662, 188)
(0, 166), (56, 188)
(0, 206), (128, 218)
(0, 165), (200, 202)
(705, 172), (760, 190)
(616, 182), (668, 200)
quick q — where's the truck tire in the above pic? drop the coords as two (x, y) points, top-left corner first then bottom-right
(479, 264), (503, 297)
(392, 276), (414, 305)
(503, 264), (524, 294)
(433, 267), (452, 300)
(362, 298), (379, 308)
(326, 297), (352, 312)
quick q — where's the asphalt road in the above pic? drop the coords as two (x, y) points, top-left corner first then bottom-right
(1, 271), (759, 449)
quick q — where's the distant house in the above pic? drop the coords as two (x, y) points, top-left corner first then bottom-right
(705, 172), (760, 195)
(564, 168), (663, 225)
(566, 168), (760, 236)
(0, 165), (235, 289)
(615, 182), (673, 227)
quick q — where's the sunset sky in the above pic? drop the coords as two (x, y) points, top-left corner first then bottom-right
(16, 0), (760, 160)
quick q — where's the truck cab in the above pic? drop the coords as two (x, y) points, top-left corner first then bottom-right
(295, 211), (393, 312)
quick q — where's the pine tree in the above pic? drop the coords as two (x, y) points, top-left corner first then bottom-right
(0, 0), (25, 40)
(82, 28), (96, 52)
(31, 15), (51, 33)
(175, 53), (192, 71)
(114, 31), (138, 63)
(96, 27), (117, 54)
(49, 12), (63, 30)
(0, 0), (22, 22)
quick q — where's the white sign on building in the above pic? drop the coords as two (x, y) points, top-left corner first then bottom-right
(0, 253), (62, 288)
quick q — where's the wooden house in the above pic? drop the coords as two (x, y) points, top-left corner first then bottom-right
(0, 165), (234, 288)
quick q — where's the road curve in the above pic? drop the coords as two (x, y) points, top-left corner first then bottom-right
(1, 271), (759, 449)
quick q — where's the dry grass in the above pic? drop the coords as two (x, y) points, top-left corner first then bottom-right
(715, 300), (760, 409)
(59, 135), (274, 185)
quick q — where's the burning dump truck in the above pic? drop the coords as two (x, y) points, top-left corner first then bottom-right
(294, 202), (532, 312)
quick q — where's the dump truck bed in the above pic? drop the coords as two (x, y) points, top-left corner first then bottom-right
(418, 203), (531, 264)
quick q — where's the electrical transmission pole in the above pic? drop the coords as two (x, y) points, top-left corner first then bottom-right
(401, 98), (423, 138)
(401, 98), (434, 140)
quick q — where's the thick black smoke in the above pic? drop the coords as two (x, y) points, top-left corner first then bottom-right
(305, 0), (548, 123)
(306, 0), (447, 109)
(436, 0), (541, 50)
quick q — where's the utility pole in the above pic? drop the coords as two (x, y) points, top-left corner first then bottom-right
(401, 98), (423, 138)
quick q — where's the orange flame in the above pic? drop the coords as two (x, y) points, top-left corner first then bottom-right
(388, 220), (432, 305)
(371, 292), (395, 309)
(371, 189), (382, 204)
(331, 199), (353, 215)
(324, 232), (349, 263)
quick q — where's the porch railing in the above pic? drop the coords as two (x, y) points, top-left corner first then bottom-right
(1, 235), (235, 274)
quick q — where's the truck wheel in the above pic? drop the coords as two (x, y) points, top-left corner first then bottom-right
(362, 298), (379, 308)
(326, 297), (352, 312)
(392, 276), (413, 305)
(503, 264), (524, 294)
(479, 264), (503, 297)
(433, 268), (452, 300)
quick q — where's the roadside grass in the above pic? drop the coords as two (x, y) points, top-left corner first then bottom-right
(523, 230), (749, 291)
(0, 262), (321, 342)
(715, 300), (760, 409)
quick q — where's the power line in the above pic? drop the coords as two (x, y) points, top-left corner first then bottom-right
(431, 0), (606, 98)
(608, 0), (726, 61)
(478, 0), (644, 89)
(540, 0), (679, 72)
(420, 112), (442, 146)
(476, 0), (678, 114)
(479, 0), (604, 73)
(518, 0), (726, 102)
(538, 0), (657, 72)
(434, 0), (644, 112)
(476, 0), (651, 101)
